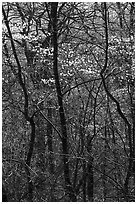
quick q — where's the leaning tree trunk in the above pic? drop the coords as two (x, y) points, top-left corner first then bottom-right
(51, 3), (77, 201)
(100, 3), (134, 201)
(2, 7), (36, 201)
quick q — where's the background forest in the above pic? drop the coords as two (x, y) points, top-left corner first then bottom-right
(2, 2), (135, 202)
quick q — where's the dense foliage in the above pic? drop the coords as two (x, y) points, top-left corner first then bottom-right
(2, 2), (135, 202)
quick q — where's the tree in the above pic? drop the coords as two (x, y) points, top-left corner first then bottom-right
(2, 2), (134, 202)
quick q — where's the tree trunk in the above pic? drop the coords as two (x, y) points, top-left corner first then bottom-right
(87, 141), (94, 202)
(51, 2), (77, 201)
(47, 100), (54, 174)
(35, 113), (46, 172)
(87, 160), (94, 202)
(25, 118), (36, 201)
(2, 8), (36, 201)
(2, 186), (8, 202)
